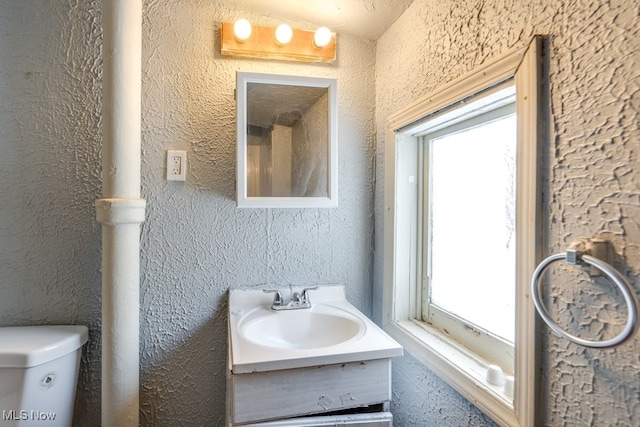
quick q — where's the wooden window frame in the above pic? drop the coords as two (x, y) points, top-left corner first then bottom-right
(382, 36), (545, 427)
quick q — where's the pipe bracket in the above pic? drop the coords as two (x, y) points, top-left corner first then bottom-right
(95, 198), (146, 225)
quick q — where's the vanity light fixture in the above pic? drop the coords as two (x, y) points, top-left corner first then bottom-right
(221, 20), (336, 63)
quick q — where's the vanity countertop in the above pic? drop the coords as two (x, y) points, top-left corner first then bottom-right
(228, 285), (403, 374)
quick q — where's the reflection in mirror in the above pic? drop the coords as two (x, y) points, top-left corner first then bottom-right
(237, 72), (337, 208)
(247, 83), (328, 198)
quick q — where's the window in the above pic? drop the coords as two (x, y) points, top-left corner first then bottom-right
(418, 86), (516, 370)
(382, 37), (545, 427)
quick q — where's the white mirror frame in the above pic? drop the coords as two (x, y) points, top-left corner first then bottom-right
(236, 72), (338, 208)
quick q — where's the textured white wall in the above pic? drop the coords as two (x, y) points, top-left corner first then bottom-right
(139, 1), (376, 425)
(0, 0), (375, 426)
(374, 0), (640, 426)
(0, 0), (103, 423)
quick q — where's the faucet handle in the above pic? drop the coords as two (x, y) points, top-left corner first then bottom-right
(263, 289), (283, 306)
(292, 292), (302, 303)
(301, 286), (319, 303)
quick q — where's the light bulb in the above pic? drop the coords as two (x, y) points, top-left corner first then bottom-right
(275, 24), (293, 45)
(233, 19), (252, 42)
(314, 27), (332, 48)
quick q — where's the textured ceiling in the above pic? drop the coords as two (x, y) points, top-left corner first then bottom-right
(223, 0), (415, 39)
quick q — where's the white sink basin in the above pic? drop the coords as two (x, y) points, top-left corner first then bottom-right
(228, 285), (403, 373)
(239, 305), (365, 349)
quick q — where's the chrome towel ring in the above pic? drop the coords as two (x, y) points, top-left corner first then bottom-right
(531, 246), (638, 348)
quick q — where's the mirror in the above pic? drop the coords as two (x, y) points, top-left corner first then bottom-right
(236, 72), (338, 208)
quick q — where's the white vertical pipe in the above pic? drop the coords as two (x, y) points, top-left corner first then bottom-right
(102, 0), (141, 198)
(96, 1), (144, 427)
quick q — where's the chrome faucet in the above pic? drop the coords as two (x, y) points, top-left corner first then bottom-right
(263, 285), (319, 311)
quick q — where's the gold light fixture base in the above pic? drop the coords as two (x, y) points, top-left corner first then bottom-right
(221, 22), (336, 64)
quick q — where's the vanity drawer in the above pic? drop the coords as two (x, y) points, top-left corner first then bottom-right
(228, 358), (391, 425)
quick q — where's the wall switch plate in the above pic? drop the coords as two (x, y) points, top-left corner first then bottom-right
(166, 149), (187, 181)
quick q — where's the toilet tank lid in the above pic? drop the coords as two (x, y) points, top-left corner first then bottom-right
(0, 325), (88, 368)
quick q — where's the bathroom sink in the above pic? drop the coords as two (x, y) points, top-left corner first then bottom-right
(239, 305), (365, 349)
(228, 285), (403, 373)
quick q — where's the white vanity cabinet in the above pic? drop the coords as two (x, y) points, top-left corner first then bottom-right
(226, 286), (402, 426)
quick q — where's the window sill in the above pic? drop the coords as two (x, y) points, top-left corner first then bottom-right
(384, 319), (518, 426)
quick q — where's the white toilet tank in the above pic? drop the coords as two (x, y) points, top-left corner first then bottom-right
(0, 325), (88, 427)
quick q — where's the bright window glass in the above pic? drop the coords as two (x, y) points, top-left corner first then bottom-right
(427, 113), (516, 343)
